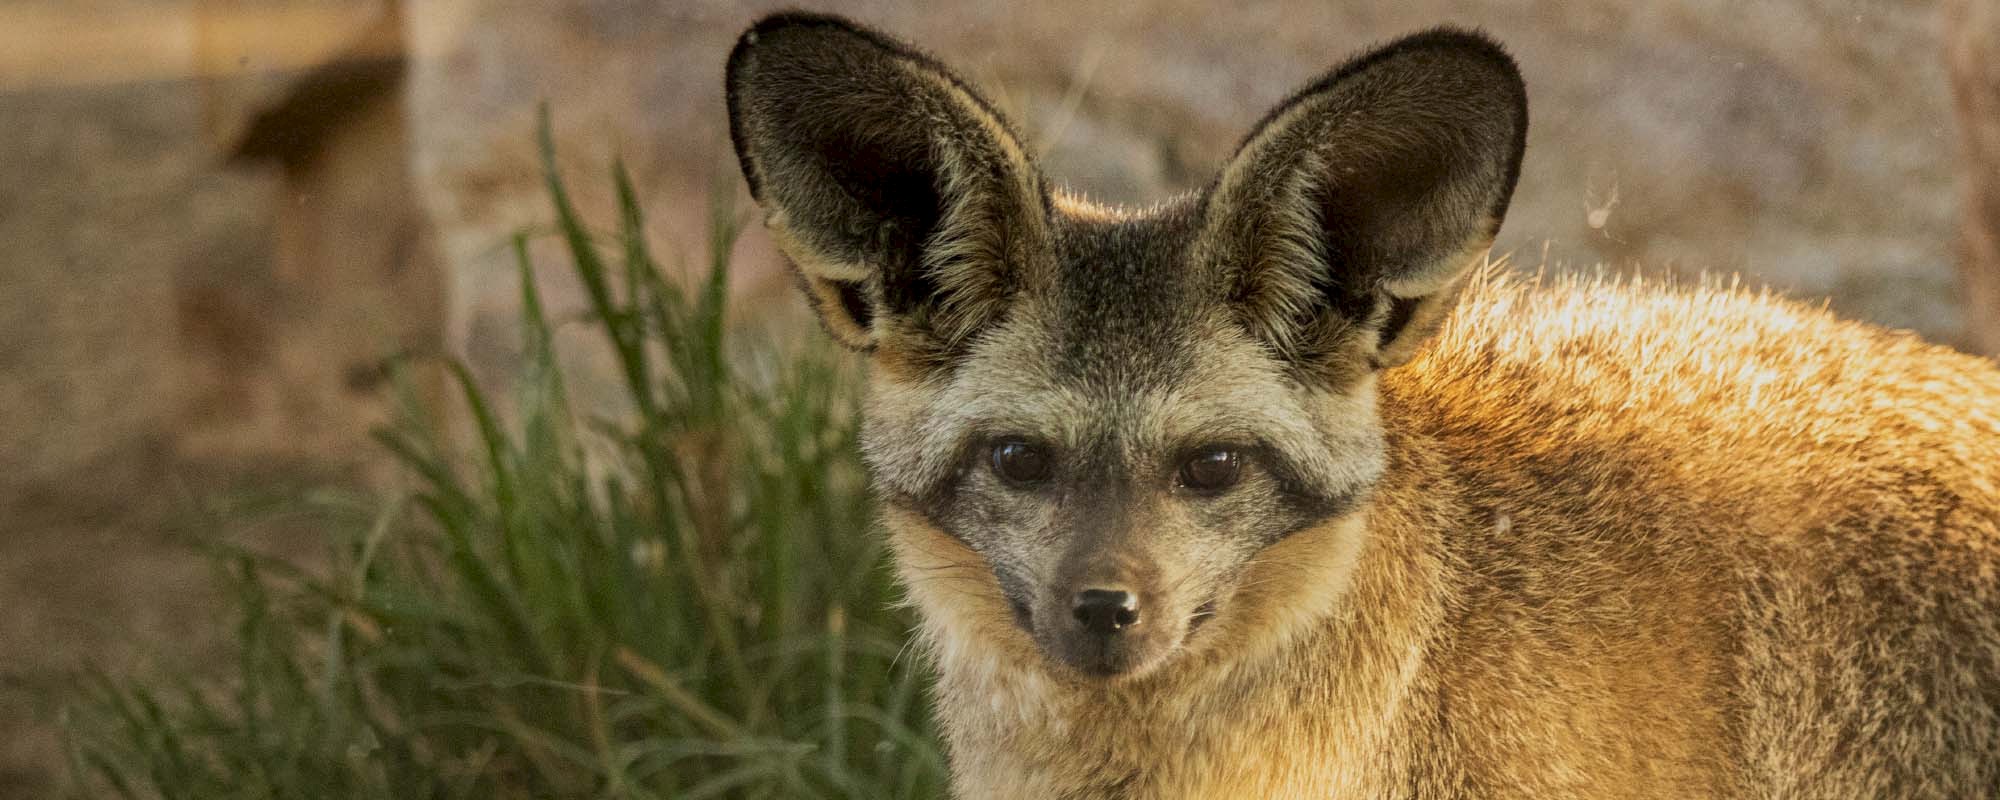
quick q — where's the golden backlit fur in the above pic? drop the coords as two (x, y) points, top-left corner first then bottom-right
(897, 271), (2000, 798)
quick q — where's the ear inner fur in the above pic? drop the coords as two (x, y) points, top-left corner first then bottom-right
(1196, 28), (1528, 378)
(725, 13), (1048, 363)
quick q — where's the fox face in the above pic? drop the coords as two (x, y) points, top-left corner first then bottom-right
(857, 226), (1393, 677)
(728, 14), (1525, 679)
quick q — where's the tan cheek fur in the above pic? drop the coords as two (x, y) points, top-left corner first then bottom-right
(890, 502), (1429, 798)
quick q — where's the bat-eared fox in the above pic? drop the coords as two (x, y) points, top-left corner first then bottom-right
(726, 11), (2000, 798)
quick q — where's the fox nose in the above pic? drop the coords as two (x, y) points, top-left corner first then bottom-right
(1072, 589), (1141, 635)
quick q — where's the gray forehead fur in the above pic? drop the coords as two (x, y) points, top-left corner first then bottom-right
(1042, 205), (1207, 379)
(859, 201), (1387, 508)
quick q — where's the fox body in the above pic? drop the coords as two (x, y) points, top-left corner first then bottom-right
(726, 13), (2000, 798)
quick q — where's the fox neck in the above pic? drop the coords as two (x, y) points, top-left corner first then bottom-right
(887, 452), (1457, 796)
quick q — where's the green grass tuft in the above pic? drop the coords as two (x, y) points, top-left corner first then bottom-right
(60, 111), (947, 799)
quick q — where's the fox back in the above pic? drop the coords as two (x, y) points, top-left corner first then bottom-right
(726, 13), (2000, 798)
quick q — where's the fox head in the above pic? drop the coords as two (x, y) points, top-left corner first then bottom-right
(727, 14), (1525, 681)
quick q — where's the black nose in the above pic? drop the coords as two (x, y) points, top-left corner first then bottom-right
(1072, 589), (1141, 635)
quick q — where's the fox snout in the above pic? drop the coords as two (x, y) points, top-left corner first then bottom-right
(1038, 583), (1169, 679)
(1031, 552), (1194, 679)
(1071, 588), (1141, 635)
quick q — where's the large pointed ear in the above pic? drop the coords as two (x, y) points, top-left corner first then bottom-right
(726, 13), (1047, 362)
(1198, 29), (1527, 379)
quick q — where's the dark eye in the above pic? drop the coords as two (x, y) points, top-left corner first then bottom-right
(990, 441), (1053, 486)
(1178, 448), (1242, 493)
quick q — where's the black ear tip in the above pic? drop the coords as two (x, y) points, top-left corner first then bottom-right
(726, 12), (879, 202)
(730, 11), (900, 67)
(1382, 26), (1525, 92)
(1370, 26), (1529, 164)
(1378, 27), (1528, 220)
(738, 10), (866, 43)
(731, 12), (847, 76)
(725, 12), (922, 111)
(1403, 26), (1514, 57)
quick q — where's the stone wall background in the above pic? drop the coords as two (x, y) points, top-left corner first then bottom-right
(1947, 0), (2000, 355)
(3, 0), (1996, 793)
(0, 1), (432, 792)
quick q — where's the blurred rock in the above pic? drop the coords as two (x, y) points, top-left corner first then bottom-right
(192, 2), (443, 474)
(0, 16), (239, 795)
(0, 2), (437, 792)
(1946, 0), (2000, 357)
(0, 47), (223, 510)
(0, 0), (436, 506)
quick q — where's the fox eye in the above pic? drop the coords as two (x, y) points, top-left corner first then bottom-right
(990, 441), (1053, 486)
(1177, 448), (1243, 493)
